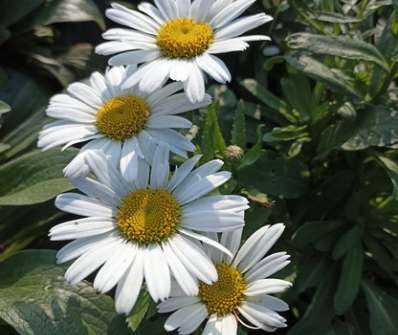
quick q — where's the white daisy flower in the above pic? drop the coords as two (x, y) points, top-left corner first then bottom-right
(50, 145), (249, 315)
(38, 66), (211, 179)
(158, 224), (291, 334)
(95, 1), (273, 103)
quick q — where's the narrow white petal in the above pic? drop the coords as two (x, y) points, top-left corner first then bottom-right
(181, 211), (244, 232)
(94, 243), (136, 293)
(260, 295), (290, 312)
(183, 195), (249, 214)
(138, 59), (171, 93)
(55, 233), (117, 263)
(120, 138), (140, 183)
(203, 314), (219, 335)
(115, 250), (145, 315)
(191, 0), (211, 21)
(109, 49), (160, 66)
(221, 314), (238, 335)
(175, 172), (232, 205)
(210, 0), (256, 28)
(176, 0), (191, 17)
(245, 279), (292, 296)
(164, 303), (205, 332)
(144, 245), (171, 302)
(67, 82), (103, 109)
(178, 304), (208, 335)
(149, 144), (170, 189)
(196, 54), (231, 83)
(147, 82), (184, 106)
(169, 234), (218, 284)
(147, 115), (192, 129)
(239, 302), (287, 329)
(154, 0), (178, 21)
(55, 193), (114, 217)
(167, 155), (202, 191)
(245, 253), (291, 282)
(158, 296), (200, 313)
(233, 224), (285, 273)
(138, 2), (166, 24)
(134, 156), (150, 189)
(184, 63), (206, 103)
(220, 229), (243, 262)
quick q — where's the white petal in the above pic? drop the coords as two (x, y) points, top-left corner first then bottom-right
(245, 279), (292, 296)
(144, 245), (171, 302)
(138, 59), (171, 93)
(49, 217), (115, 241)
(169, 59), (194, 82)
(154, 0), (178, 21)
(176, 0), (191, 17)
(102, 28), (157, 42)
(56, 233), (117, 263)
(149, 144), (170, 189)
(191, 0), (211, 21)
(175, 172), (232, 205)
(147, 115), (192, 129)
(134, 156), (150, 189)
(167, 155), (202, 192)
(203, 315), (219, 335)
(146, 128), (195, 153)
(106, 3), (160, 34)
(115, 250), (145, 315)
(138, 2), (165, 24)
(239, 302), (287, 329)
(64, 238), (122, 285)
(109, 49), (160, 66)
(261, 295), (290, 312)
(164, 303), (206, 332)
(120, 138), (140, 183)
(158, 296), (200, 313)
(162, 241), (199, 296)
(94, 243), (136, 293)
(220, 228), (243, 261)
(184, 63), (206, 103)
(215, 13), (273, 40)
(169, 234), (217, 284)
(208, 39), (249, 54)
(71, 177), (120, 208)
(55, 193), (114, 217)
(84, 150), (130, 197)
(233, 224), (285, 273)
(67, 82), (103, 109)
(183, 195), (249, 214)
(181, 211), (244, 232)
(245, 252), (291, 282)
(221, 314), (238, 335)
(147, 82), (184, 106)
(178, 304), (208, 335)
(210, 0), (256, 28)
(196, 54), (231, 83)
(179, 229), (233, 259)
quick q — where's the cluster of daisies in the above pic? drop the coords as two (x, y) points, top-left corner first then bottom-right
(38, 1), (292, 334)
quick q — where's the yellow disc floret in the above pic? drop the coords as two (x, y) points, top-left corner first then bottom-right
(156, 18), (214, 59)
(96, 96), (150, 141)
(117, 189), (181, 244)
(199, 263), (247, 316)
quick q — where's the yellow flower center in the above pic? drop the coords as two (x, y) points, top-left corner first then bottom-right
(96, 96), (150, 141)
(199, 263), (247, 316)
(117, 189), (181, 244)
(156, 18), (214, 59)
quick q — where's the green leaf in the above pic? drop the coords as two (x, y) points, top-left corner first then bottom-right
(374, 154), (398, 200)
(363, 282), (398, 335)
(240, 79), (296, 123)
(263, 125), (309, 143)
(286, 54), (361, 97)
(287, 33), (390, 71)
(292, 221), (344, 248)
(342, 106), (398, 151)
(0, 0), (43, 27)
(201, 104), (226, 162)
(231, 100), (246, 149)
(0, 250), (130, 335)
(237, 152), (309, 199)
(0, 149), (76, 205)
(0, 100), (10, 114)
(288, 267), (337, 335)
(310, 11), (361, 23)
(238, 125), (263, 169)
(332, 226), (362, 260)
(126, 290), (152, 332)
(334, 245), (364, 315)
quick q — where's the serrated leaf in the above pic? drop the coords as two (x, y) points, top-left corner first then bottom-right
(231, 101), (246, 149)
(0, 250), (130, 335)
(0, 149), (76, 205)
(363, 282), (398, 335)
(287, 33), (390, 71)
(286, 54), (360, 97)
(237, 152), (309, 199)
(334, 245), (363, 315)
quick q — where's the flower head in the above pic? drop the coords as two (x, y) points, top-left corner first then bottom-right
(158, 224), (291, 334)
(96, 1), (273, 103)
(38, 66), (211, 179)
(50, 145), (248, 315)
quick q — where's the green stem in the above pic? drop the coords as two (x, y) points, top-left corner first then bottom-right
(371, 62), (398, 103)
